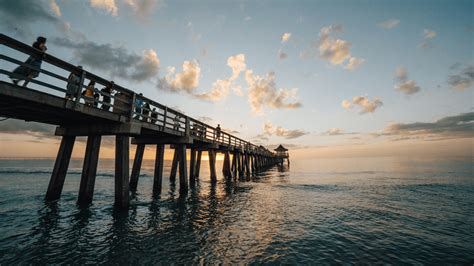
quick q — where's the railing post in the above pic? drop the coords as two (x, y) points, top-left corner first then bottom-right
(163, 107), (168, 128)
(129, 92), (136, 121)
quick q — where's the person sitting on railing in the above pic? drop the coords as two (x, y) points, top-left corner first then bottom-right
(82, 80), (95, 107)
(134, 93), (143, 120)
(10, 36), (47, 87)
(100, 81), (114, 111)
(150, 108), (157, 124)
(216, 124), (221, 141)
(65, 65), (82, 101)
(142, 102), (150, 122)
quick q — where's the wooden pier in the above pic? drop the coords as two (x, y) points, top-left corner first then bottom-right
(0, 34), (288, 209)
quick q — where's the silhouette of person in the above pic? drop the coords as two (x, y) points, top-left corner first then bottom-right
(134, 93), (143, 120)
(216, 124), (221, 140)
(65, 65), (82, 101)
(82, 80), (95, 107)
(10, 36), (47, 87)
(150, 108), (157, 124)
(100, 81), (114, 111)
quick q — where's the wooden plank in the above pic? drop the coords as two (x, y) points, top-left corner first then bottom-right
(115, 135), (130, 209)
(129, 144), (145, 191)
(153, 144), (165, 194)
(45, 135), (76, 201)
(78, 135), (101, 205)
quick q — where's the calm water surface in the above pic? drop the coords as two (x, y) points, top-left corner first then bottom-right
(0, 156), (473, 264)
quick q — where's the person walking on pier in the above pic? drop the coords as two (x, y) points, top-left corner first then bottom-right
(142, 102), (150, 122)
(10, 36), (47, 87)
(216, 124), (221, 141)
(82, 80), (95, 107)
(173, 114), (181, 131)
(100, 81), (114, 111)
(65, 65), (82, 101)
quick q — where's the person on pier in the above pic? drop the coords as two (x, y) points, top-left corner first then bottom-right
(65, 65), (82, 101)
(10, 36), (47, 87)
(216, 124), (221, 141)
(134, 93), (143, 120)
(142, 102), (150, 122)
(150, 108), (158, 124)
(100, 81), (114, 111)
(173, 114), (181, 131)
(82, 80), (95, 107)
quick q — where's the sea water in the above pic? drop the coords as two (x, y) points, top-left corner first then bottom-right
(0, 157), (473, 264)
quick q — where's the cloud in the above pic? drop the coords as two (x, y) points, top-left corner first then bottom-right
(377, 19), (400, 29)
(0, 119), (55, 138)
(423, 29), (437, 39)
(344, 57), (365, 70)
(123, 0), (163, 18)
(0, 0), (59, 36)
(382, 112), (474, 140)
(193, 54), (245, 101)
(281, 32), (291, 43)
(342, 96), (383, 114)
(448, 65), (474, 91)
(245, 70), (302, 114)
(53, 37), (160, 82)
(196, 116), (213, 123)
(49, 0), (61, 17)
(263, 122), (308, 139)
(419, 28), (437, 48)
(278, 49), (288, 59)
(303, 24), (364, 70)
(244, 16), (252, 21)
(393, 66), (421, 95)
(158, 60), (200, 93)
(89, 0), (118, 16)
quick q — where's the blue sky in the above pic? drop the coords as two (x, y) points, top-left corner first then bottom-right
(0, 0), (472, 158)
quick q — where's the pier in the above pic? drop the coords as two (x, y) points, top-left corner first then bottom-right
(0, 34), (289, 209)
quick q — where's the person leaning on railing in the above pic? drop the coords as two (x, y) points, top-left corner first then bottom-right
(65, 65), (82, 101)
(82, 80), (95, 107)
(100, 81), (114, 111)
(10, 36), (47, 87)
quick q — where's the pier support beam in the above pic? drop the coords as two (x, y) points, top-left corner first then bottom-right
(45, 135), (76, 201)
(231, 152), (237, 177)
(78, 135), (102, 205)
(208, 149), (217, 182)
(222, 151), (231, 178)
(115, 135), (130, 209)
(177, 144), (188, 192)
(189, 148), (197, 182)
(153, 144), (165, 194)
(129, 144), (145, 191)
(170, 148), (178, 181)
(195, 150), (202, 178)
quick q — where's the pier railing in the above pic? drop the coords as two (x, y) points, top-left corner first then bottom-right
(0, 34), (275, 156)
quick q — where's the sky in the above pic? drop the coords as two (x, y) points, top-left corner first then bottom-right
(0, 0), (473, 159)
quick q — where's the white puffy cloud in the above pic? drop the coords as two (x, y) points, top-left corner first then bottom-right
(263, 122), (307, 139)
(245, 70), (302, 114)
(342, 96), (383, 114)
(377, 19), (400, 29)
(393, 66), (421, 95)
(49, 0), (61, 17)
(130, 49), (160, 81)
(89, 0), (118, 16)
(304, 24), (364, 70)
(281, 32), (291, 43)
(158, 60), (200, 93)
(227, 53), (246, 81)
(124, 0), (162, 17)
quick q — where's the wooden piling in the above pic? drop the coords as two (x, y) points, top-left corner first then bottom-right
(208, 149), (217, 182)
(78, 135), (102, 205)
(223, 151), (231, 178)
(129, 143), (145, 191)
(45, 135), (76, 201)
(153, 144), (165, 193)
(170, 147), (178, 181)
(189, 148), (196, 181)
(177, 144), (188, 191)
(115, 135), (130, 209)
(195, 150), (202, 178)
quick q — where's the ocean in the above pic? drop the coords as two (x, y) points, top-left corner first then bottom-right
(0, 156), (473, 264)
